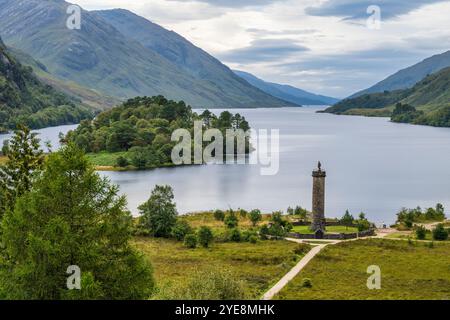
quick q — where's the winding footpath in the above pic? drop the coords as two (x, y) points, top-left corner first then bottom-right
(262, 229), (397, 300)
(262, 241), (331, 300)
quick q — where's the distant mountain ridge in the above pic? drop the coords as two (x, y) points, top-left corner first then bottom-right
(233, 70), (339, 106)
(0, 0), (292, 108)
(350, 50), (450, 98)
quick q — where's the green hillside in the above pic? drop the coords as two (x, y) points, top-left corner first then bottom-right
(0, 37), (92, 132)
(323, 67), (450, 127)
(8, 47), (120, 111)
(350, 50), (450, 98)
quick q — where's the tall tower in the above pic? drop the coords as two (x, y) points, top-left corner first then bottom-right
(311, 161), (326, 233)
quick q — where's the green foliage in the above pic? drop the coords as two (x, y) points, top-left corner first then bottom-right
(340, 210), (355, 227)
(0, 144), (154, 299)
(356, 212), (371, 232)
(239, 209), (248, 218)
(294, 206), (308, 220)
(184, 234), (197, 249)
(213, 209), (225, 221)
(224, 210), (239, 229)
(248, 235), (258, 244)
(415, 226), (427, 240)
(228, 228), (242, 242)
(265, 212), (293, 237)
(391, 103), (424, 123)
(396, 204), (446, 228)
(301, 278), (312, 288)
(139, 185), (178, 238)
(67, 96), (251, 169)
(198, 226), (214, 248)
(249, 209), (262, 227)
(116, 156), (129, 167)
(325, 67), (450, 128)
(0, 125), (44, 218)
(432, 224), (449, 241)
(0, 40), (92, 130)
(171, 220), (193, 241)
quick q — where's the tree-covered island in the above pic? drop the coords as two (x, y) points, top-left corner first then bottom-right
(65, 96), (251, 170)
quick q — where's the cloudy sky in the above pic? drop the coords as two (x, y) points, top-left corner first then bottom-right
(72, 0), (450, 98)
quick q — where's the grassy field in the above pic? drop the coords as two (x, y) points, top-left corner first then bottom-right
(276, 239), (450, 300)
(86, 151), (130, 167)
(133, 237), (308, 299)
(0, 155), (7, 165)
(292, 225), (358, 234)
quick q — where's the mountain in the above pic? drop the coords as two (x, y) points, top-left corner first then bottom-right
(0, 36), (92, 131)
(8, 47), (120, 110)
(350, 50), (450, 98)
(324, 66), (450, 127)
(0, 1), (292, 108)
(233, 70), (339, 106)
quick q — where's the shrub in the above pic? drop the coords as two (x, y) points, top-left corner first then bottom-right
(116, 156), (129, 167)
(249, 235), (258, 244)
(138, 185), (178, 238)
(242, 230), (258, 242)
(224, 211), (239, 229)
(184, 234), (197, 249)
(198, 226), (214, 248)
(249, 209), (262, 226)
(213, 209), (225, 221)
(171, 220), (192, 241)
(259, 225), (269, 240)
(239, 209), (248, 218)
(415, 225), (427, 240)
(301, 278), (312, 288)
(432, 224), (449, 241)
(229, 228), (241, 242)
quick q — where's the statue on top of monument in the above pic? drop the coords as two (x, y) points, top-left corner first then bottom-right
(318, 161), (322, 171)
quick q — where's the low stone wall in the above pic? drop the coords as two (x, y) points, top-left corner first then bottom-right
(287, 228), (375, 240)
(291, 221), (355, 227)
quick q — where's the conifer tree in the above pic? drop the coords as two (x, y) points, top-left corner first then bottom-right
(0, 144), (154, 299)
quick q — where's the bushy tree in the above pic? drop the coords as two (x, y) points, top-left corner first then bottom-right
(294, 206), (308, 221)
(249, 209), (262, 227)
(213, 209), (225, 221)
(0, 144), (154, 299)
(415, 225), (427, 240)
(432, 224), (449, 241)
(228, 228), (241, 242)
(356, 212), (371, 232)
(171, 220), (192, 241)
(116, 156), (129, 168)
(184, 234), (197, 249)
(139, 185), (178, 238)
(267, 211), (293, 237)
(341, 210), (355, 229)
(198, 226), (214, 248)
(0, 125), (44, 218)
(224, 210), (239, 229)
(239, 209), (248, 218)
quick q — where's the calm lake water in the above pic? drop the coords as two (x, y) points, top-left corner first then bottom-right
(2, 107), (450, 224)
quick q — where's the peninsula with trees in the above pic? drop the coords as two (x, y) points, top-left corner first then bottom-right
(65, 96), (251, 170)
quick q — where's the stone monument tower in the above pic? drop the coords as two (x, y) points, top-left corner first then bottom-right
(311, 161), (326, 235)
